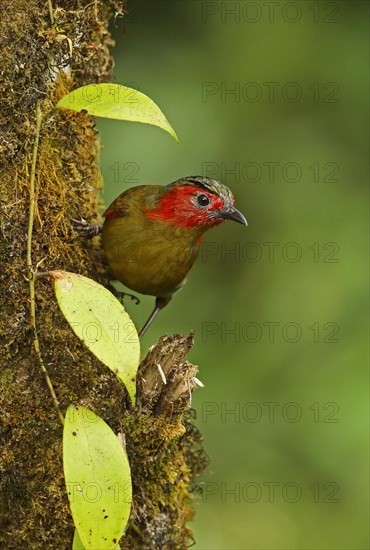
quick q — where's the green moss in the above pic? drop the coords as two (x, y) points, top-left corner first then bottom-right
(0, 2), (207, 548)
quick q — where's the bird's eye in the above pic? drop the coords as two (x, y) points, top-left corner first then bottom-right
(197, 194), (210, 207)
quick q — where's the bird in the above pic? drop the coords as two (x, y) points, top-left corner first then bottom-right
(74, 176), (247, 337)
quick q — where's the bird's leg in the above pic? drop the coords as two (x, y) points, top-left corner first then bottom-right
(138, 305), (161, 338)
(139, 296), (171, 338)
(71, 218), (101, 239)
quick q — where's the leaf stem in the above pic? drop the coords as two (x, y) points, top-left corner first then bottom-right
(27, 101), (64, 426)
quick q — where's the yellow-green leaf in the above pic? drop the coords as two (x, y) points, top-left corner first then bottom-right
(57, 83), (178, 142)
(73, 529), (119, 550)
(64, 406), (132, 550)
(52, 271), (139, 404)
(72, 529), (85, 549)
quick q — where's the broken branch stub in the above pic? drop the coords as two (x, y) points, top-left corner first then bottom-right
(137, 333), (198, 415)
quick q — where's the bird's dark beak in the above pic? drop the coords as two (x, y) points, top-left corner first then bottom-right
(219, 207), (248, 225)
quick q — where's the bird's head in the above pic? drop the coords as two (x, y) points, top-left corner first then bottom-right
(145, 176), (247, 230)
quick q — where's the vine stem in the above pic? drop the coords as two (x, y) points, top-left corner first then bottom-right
(47, 0), (55, 25)
(27, 101), (64, 427)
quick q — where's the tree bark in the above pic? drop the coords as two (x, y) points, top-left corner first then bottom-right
(0, 2), (206, 548)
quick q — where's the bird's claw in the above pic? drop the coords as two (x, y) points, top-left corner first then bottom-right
(117, 291), (140, 306)
(71, 218), (102, 239)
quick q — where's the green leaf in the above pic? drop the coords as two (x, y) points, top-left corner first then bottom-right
(52, 271), (139, 404)
(64, 405), (132, 550)
(73, 529), (119, 550)
(56, 83), (178, 142)
(72, 529), (85, 549)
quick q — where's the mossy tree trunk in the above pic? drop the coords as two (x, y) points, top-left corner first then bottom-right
(0, 2), (206, 548)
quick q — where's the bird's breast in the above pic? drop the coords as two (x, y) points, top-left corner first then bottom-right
(102, 214), (202, 298)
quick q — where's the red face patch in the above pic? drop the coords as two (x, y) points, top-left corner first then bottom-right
(144, 185), (227, 228)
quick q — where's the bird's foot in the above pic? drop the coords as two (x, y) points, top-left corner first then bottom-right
(106, 284), (140, 305)
(118, 291), (140, 306)
(71, 218), (101, 239)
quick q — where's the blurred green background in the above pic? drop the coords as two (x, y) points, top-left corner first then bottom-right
(97, 1), (369, 548)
